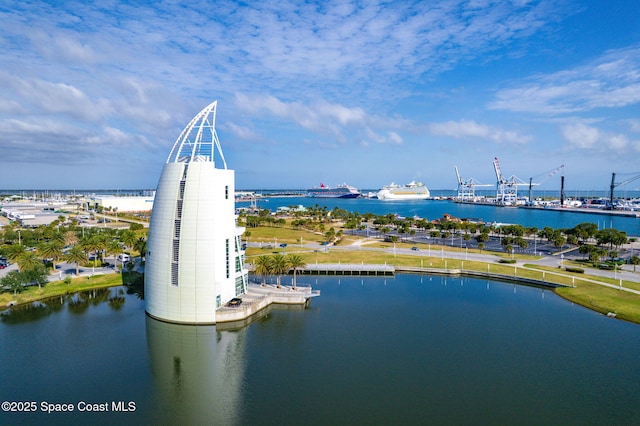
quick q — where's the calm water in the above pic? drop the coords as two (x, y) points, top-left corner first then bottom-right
(1, 277), (639, 425)
(239, 197), (640, 236)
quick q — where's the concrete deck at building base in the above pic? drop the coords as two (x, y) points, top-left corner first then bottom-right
(215, 283), (320, 326)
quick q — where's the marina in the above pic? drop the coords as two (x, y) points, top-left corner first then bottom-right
(237, 195), (640, 236)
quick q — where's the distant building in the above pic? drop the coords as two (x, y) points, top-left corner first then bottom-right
(0, 203), (65, 226)
(145, 101), (248, 324)
(87, 195), (155, 212)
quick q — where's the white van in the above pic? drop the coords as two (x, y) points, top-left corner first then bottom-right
(117, 254), (130, 262)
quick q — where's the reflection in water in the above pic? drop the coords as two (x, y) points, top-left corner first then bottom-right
(0, 287), (128, 324)
(145, 317), (247, 425)
(0, 299), (63, 324)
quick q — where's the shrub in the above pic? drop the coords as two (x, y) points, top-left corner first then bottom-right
(498, 259), (516, 264)
(565, 267), (584, 274)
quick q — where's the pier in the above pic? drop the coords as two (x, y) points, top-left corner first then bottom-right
(215, 283), (320, 326)
(302, 263), (395, 276)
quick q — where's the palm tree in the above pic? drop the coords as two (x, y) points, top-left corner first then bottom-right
(63, 230), (78, 247)
(254, 255), (273, 286)
(134, 238), (147, 262)
(120, 229), (137, 250)
(5, 244), (26, 264)
(270, 254), (289, 288)
(80, 235), (102, 267)
(38, 240), (64, 272)
(105, 240), (122, 269)
(286, 254), (306, 290)
(64, 245), (86, 276)
(16, 251), (41, 272)
(95, 233), (111, 265)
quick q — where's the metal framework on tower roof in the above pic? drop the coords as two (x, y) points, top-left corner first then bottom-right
(166, 101), (227, 168)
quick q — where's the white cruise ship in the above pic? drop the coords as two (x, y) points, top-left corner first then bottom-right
(376, 181), (430, 200)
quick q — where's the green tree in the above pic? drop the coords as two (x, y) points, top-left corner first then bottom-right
(270, 254), (289, 288)
(286, 254), (306, 290)
(63, 230), (78, 247)
(38, 240), (64, 272)
(630, 255), (640, 272)
(589, 247), (607, 264)
(553, 234), (566, 251)
(106, 240), (122, 268)
(64, 245), (86, 276)
(129, 222), (144, 231)
(24, 264), (49, 289)
(1, 270), (26, 295)
(5, 244), (26, 264)
(120, 229), (138, 249)
(254, 256), (273, 286)
(568, 222), (598, 244)
(475, 233), (489, 243)
(134, 238), (147, 262)
(578, 244), (593, 260)
(595, 228), (628, 249)
(515, 237), (528, 252)
(79, 236), (98, 267)
(16, 251), (41, 272)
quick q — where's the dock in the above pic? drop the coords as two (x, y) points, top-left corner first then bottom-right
(302, 263), (395, 276)
(215, 283), (320, 327)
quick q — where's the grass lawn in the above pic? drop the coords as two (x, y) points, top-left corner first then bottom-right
(556, 283), (640, 323)
(0, 272), (141, 308)
(3, 223), (639, 325)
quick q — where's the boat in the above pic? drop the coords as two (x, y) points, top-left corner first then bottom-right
(306, 183), (360, 198)
(376, 181), (430, 200)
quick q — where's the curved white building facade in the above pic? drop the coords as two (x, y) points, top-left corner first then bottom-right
(145, 101), (248, 324)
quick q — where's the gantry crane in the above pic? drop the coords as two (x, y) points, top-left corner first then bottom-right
(492, 157), (529, 205)
(528, 164), (564, 205)
(454, 166), (492, 201)
(609, 172), (640, 207)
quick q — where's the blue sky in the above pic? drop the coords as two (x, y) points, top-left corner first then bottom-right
(1, 0), (639, 192)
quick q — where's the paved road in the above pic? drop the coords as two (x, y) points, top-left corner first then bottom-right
(250, 238), (640, 287)
(0, 256), (141, 282)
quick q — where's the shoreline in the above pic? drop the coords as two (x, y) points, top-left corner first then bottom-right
(3, 262), (638, 325)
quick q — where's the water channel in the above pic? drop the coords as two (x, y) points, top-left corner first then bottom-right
(1, 276), (639, 425)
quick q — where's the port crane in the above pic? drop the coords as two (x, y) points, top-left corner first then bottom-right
(454, 166), (492, 201)
(492, 157), (529, 205)
(528, 164), (564, 204)
(609, 171), (640, 207)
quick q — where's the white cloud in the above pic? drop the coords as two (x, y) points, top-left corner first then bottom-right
(429, 119), (531, 144)
(234, 93), (405, 146)
(490, 45), (640, 114)
(224, 122), (258, 140)
(561, 123), (600, 149)
(628, 119), (640, 133)
(561, 122), (633, 153)
(0, 71), (110, 121)
(388, 131), (403, 145)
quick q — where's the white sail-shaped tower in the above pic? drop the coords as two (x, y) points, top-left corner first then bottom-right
(145, 101), (248, 324)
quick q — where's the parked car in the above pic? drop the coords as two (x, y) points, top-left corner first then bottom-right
(117, 254), (130, 262)
(227, 298), (242, 307)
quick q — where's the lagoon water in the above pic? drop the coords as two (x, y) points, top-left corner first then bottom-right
(240, 197), (640, 236)
(2, 276), (640, 425)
